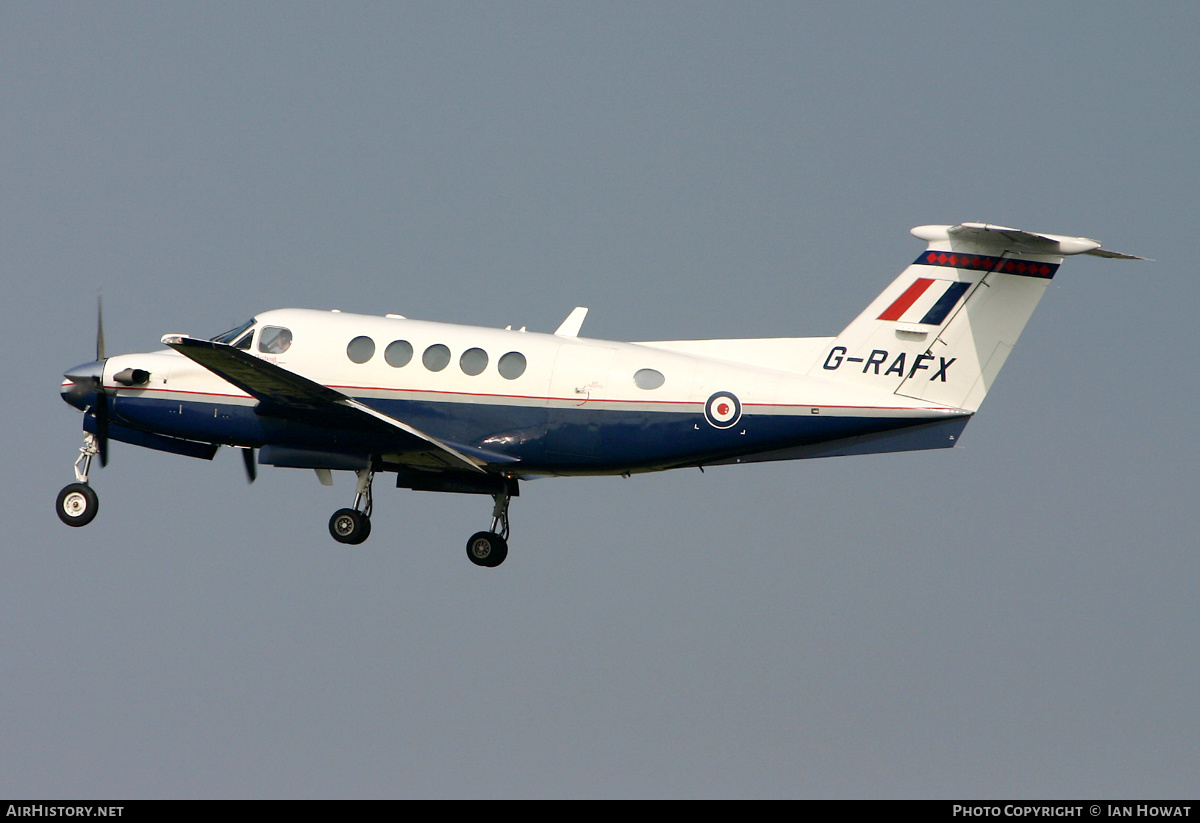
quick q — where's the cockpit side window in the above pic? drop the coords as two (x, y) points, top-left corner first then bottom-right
(211, 318), (256, 345)
(258, 326), (292, 354)
(233, 332), (254, 350)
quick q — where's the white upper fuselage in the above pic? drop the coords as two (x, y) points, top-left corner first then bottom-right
(90, 307), (963, 476)
(106, 307), (952, 417)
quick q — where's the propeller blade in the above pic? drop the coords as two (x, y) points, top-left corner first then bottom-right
(242, 447), (257, 483)
(96, 296), (108, 465)
(96, 295), (106, 362)
(95, 395), (109, 468)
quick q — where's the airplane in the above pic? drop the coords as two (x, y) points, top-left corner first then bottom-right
(57, 222), (1141, 567)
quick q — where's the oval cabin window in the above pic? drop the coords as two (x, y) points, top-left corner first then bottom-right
(385, 340), (413, 367)
(634, 368), (665, 390)
(423, 344), (451, 372)
(347, 336), (375, 364)
(460, 347), (488, 376)
(497, 351), (527, 380)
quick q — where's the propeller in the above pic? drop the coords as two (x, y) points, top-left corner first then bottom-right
(62, 297), (111, 466)
(242, 447), (257, 483)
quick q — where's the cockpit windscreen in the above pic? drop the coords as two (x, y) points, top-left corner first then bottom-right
(210, 318), (256, 344)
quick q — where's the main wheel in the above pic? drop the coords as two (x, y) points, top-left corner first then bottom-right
(466, 531), (508, 567)
(56, 483), (99, 527)
(329, 508), (371, 545)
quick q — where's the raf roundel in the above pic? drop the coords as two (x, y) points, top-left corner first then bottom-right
(704, 391), (742, 429)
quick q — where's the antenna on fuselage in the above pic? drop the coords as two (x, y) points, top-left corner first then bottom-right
(554, 307), (589, 337)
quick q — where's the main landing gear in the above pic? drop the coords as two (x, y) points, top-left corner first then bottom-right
(465, 487), (511, 568)
(325, 470), (514, 567)
(329, 469), (374, 545)
(56, 434), (101, 527)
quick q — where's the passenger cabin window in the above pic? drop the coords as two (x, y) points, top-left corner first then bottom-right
(497, 351), (527, 380)
(460, 347), (488, 376)
(347, 336), (375, 364)
(422, 344), (451, 372)
(259, 326), (292, 354)
(385, 340), (413, 367)
(634, 368), (665, 390)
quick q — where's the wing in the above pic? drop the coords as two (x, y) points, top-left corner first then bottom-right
(166, 337), (488, 473)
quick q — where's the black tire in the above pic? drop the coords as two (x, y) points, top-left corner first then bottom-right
(466, 531), (508, 567)
(329, 508), (370, 545)
(56, 483), (99, 527)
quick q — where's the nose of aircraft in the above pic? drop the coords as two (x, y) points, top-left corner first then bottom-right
(61, 359), (106, 410)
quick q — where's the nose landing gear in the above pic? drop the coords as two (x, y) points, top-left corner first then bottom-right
(56, 434), (102, 527)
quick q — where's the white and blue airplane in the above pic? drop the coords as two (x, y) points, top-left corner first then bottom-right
(58, 223), (1139, 566)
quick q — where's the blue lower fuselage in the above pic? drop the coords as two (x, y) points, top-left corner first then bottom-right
(91, 390), (965, 475)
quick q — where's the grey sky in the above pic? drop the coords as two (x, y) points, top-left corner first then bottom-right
(3, 2), (1197, 798)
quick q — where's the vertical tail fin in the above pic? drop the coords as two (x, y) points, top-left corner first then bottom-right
(810, 223), (1142, 412)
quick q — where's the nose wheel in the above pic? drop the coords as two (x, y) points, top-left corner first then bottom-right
(56, 482), (99, 527)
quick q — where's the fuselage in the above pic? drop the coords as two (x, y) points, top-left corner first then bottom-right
(63, 308), (968, 476)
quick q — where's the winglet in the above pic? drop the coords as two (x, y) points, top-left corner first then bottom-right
(554, 307), (589, 337)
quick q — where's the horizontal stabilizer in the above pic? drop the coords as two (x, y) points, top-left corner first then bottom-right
(915, 223), (1146, 260)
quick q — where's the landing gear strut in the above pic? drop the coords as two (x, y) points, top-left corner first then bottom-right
(329, 469), (373, 545)
(56, 434), (101, 527)
(465, 485), (511, 568)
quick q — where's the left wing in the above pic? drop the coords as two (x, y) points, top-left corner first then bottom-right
(166, 337), (487, 473)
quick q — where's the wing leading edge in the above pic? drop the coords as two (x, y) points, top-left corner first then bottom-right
(166, 337), (489, 473)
